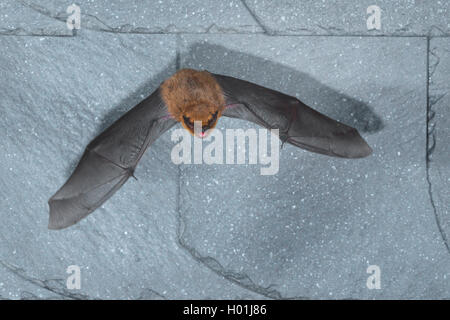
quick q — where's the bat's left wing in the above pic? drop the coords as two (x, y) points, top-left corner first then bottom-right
(213, 73), (372, 158)
(48, 89), (176, 229)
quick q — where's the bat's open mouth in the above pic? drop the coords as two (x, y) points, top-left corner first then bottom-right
(195, 130), (210, 139)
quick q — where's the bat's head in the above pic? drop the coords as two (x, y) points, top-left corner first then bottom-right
(181, 102), (221, 138)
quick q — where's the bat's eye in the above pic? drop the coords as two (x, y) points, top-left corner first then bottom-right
(207, 111), (218, 127)
(183, 115), (194, 129)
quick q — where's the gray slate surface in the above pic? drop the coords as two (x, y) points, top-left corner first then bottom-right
(179, 35), (450, 299)
(244, 0), (450, 36)
(429, 38), (450, 256)
(0, 31), (263, 299)
(0, 0), (449, 299)
(0, 0), (71, 36)
(7, 0), (263, 35)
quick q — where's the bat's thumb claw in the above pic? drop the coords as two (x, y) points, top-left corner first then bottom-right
(127, 168), (138, 180)
(279, 133), (289, 149)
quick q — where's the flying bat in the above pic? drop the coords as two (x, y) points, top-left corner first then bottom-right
(48, 69), (372, 230)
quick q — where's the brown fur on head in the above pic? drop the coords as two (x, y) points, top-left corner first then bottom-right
(160, 69), (226, 138)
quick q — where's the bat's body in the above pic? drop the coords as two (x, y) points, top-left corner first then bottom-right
(48, 69), (372, 229)
(161, 69), (225, 137)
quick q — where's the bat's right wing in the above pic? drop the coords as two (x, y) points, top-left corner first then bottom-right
(213, 73), (372, 158)
(48, 89), (176, 230)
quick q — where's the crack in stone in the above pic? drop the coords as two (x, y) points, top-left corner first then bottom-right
(175, 166), (310, 300)
(14, 0), (263, 36)
(14, 0), (75, 37)
(6, 0), (450, 37)
(240, 0), (272, 35)
(428, 25), (448, 37)
(0, 260), (92, 300)
(17, 0), (67, 26)
(316, 24), (345, 35)
(430, 92), (448, 107)
(169, 51), (289, 298)
(277, 27), (317, 35)
(429, 48), (441, 79)
(19, 291), (61, 300)
(0, 32), (72, 37)
(392, 23), (413, 34)
(3, 0), (448, 297)
(137, 288), (167, 300)
(426, 38), (450, 255)
(426, 172), (450, 254)
(86, 22), (262, 35)
(0, 26), (72, 37)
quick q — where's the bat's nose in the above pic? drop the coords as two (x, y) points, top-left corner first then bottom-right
(196, 128), (210, 139)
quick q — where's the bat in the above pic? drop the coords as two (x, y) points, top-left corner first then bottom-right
(48, 69), (372, 230)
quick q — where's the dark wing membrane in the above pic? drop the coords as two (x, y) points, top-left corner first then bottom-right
(48, 89), (176, 229)
(213, 74), (372, 158)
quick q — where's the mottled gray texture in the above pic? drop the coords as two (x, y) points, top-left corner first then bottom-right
(4, 1), (450, 37)
(179, 35), (450, 299)
(0, 0), (71, 36)
(0, 31), (264, 299)
(0, 0), (449, 300)
(428, 38), (450, 254)
(244, 0), (450, 36)
(12, 0), (263, 35)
